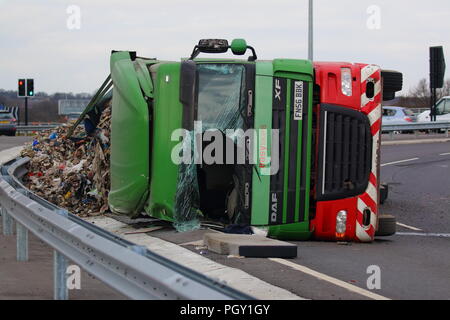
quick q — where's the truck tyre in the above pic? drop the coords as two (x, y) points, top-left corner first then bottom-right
(381, 70), (403, 101)
(380, 183), (388, 204)
(375, 214), (396, 236)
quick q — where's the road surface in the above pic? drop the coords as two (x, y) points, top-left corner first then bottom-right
(0, 136), (449, 299)
(162, 140), (450, 300)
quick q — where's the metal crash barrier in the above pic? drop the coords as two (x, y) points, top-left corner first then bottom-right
(0, 157), (252, 300)
(381, 121), (450, 139)
(15, 124), (61, 134)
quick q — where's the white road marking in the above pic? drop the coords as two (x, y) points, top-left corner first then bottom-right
(396, 222), (422, 231)
(269, 258), (390, 300)
(439, 152), (450, 156)
(396, 232), (450, 238)
(380, 157), (419, 167)
(85, 216), (303, 300)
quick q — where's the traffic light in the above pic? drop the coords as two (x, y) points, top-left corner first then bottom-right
(27, 79), (34, 97)
(18, 79), (26, 97)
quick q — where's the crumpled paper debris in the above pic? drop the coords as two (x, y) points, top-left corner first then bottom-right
(21, 106), (111, 217)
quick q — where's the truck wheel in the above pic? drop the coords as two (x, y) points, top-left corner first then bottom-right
(380, 183), (388, 204)
(381, 70), (403, 101)
(375, 214), (396, 236)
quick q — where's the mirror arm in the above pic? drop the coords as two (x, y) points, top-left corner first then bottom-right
(247, 46), (257, 61)
(190, 46), (201, 60)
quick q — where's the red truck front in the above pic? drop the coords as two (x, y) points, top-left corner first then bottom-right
(311, 62), (402, 242)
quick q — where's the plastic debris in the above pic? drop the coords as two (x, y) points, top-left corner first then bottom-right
(21, 105), (111, 217)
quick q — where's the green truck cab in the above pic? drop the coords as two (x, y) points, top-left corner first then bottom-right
(108, 39), (314, 239)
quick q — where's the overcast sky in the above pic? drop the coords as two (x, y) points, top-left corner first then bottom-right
(0, 0), (449, 94)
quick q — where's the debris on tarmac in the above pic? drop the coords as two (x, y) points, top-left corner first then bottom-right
(21, 105), (111, 217)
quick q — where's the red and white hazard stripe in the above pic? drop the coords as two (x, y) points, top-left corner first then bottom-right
(356, 64), (382, 242)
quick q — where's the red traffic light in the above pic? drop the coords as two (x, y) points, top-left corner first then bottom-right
(18, 78), (26, 97)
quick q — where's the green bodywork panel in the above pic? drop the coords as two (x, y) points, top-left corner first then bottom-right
(145, 63), (183, 221)
(264, 59), (313, 240)
(109, 52), (151, 216)
(251, 61), (273, 225)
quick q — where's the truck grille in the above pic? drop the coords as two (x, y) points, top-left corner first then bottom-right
(317, 104), (372, 201)
(269, 77), (311, 225)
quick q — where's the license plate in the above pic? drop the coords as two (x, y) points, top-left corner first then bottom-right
(0, 121), (9, 124)
(293, 81), (303, 121)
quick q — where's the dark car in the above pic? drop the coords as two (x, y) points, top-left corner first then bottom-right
(0, 111), (17, 136)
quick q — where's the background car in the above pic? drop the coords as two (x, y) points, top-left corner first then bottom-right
(382, 106), (417, 134)
(0, 111), (17, 136)
(417, 96), (450, 122)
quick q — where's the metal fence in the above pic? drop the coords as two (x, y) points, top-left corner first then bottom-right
(0, 157), (252, 300)
(381, 121), (450, 138)
(16, 124), (61, 133)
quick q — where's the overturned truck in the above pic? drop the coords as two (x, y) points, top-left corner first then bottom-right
(77, 39), (402, 242)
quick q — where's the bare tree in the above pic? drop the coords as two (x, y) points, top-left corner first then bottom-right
(440, 79), (450, 97)
(409, 78), (430, 108)
(406, 78), (450, 109)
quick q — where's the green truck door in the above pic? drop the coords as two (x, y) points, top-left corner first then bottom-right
(252, 60), (314, 240)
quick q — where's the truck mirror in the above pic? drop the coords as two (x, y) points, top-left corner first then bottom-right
(230, 39), (247, 55)
(180, 60), (197, 130)
(381, 70), (403, 101)
(189, 39), (229, 59)
(230, 38), (257, 61)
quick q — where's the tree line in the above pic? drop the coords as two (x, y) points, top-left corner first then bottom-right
(0, 90), (92, 123)
(395, 78), (450, 110)
(1, 78), (449, 122)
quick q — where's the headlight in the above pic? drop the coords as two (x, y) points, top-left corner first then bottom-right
(336, 210), (348, 235)
(341, 68), (352, 96)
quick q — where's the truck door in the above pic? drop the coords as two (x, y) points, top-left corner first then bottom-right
(251, 60), (314, 240)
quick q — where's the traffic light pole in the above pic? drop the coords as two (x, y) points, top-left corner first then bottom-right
(25, 97), (28, 126)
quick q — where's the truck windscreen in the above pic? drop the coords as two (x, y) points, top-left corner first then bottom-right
(173, 63), (251, 231)
(197, 63), (245, 130)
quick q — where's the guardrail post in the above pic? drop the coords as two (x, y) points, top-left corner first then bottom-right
(1, 207), (14, 236)
(54, 251), (69, 300)
(16, 222), (28, 261)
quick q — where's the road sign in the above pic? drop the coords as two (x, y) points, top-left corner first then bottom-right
(58, 99), (90, 115)
(430, 46), (446, 121)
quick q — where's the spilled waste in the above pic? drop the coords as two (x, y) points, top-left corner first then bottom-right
(21, 105), (111, 217)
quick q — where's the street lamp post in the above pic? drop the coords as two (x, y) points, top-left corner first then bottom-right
(308, 0), (313, 60)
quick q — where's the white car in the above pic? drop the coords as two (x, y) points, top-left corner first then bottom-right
(417, 96), (450, 122)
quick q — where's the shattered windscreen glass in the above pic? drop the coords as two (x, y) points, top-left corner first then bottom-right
(197, 64), (245, 130)
(173, 64), (246, 231)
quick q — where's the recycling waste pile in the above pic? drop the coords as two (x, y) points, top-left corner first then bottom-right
(20, 105), (111, 217)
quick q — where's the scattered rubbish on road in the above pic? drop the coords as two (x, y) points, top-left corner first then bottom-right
(21, 105), (111, 217)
